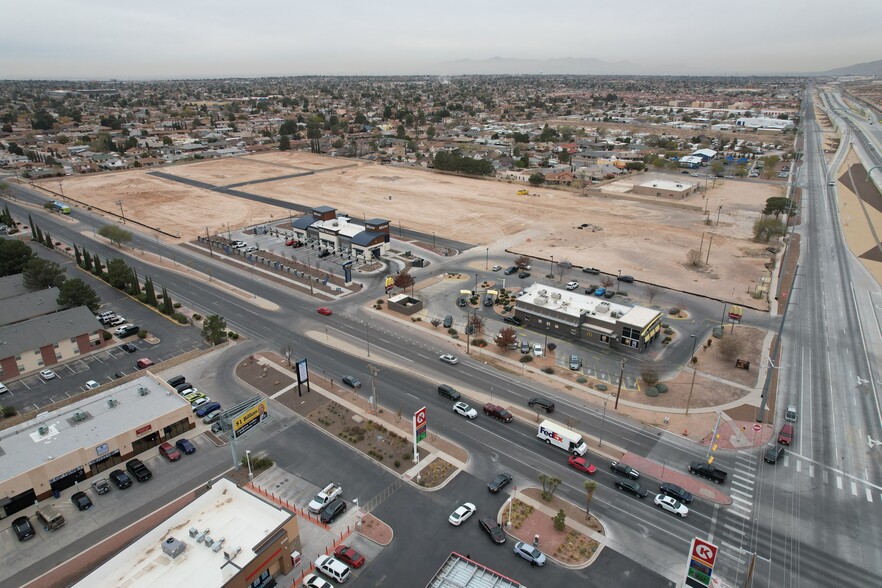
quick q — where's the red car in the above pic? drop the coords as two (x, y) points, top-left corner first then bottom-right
(158, 442), (181, 462)
(333, 544), (365, 568)
(285, 238), (296, 246)
(317, 307), (332, 316)
(568, 455), (596, 474)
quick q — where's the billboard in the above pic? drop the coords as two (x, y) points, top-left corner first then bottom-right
(232, 399), (269, 439)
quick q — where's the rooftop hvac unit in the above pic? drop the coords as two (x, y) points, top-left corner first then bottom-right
(138, 387), (149, 397)
(73, 411), (86, 422)
(161, 537), (186, 559)
(204, 535), (214, 547)
(224, 546), (242, 561)
(538, 289), (548, 297)
(38, 425), (49, 436)
(189, 527), (199, 538)
(197, 528), (210, 543)
(550, 292), (561, 300)
(107, 399), (118, 408)
(211, 537), (226, 553)
(534, 296), (548, 305)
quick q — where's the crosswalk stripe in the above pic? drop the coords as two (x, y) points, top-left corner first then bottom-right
(796, 459), (802, 472)
(730, 489), (752, 501)
(731, 479), (754, 491)
(823, 470), (829, 484)
(727, 508), (751, 519)
(852, 481), (858, 496)
(867, 488), (874, 502)
(723, 523), (747, 535)
(837, 476), (843, 489)
(809, 464), (815, 478)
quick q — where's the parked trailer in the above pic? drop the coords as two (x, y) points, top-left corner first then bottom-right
(537, 419), (588, 456)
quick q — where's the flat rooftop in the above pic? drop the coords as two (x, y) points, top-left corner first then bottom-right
(0, 374), (190, 483)
(637, 178), (694, 191)
(0, 286), (63, 326)
(73, 478), (292, 588)
(517, 283), (633, 324)
(427, 553), (522, 588)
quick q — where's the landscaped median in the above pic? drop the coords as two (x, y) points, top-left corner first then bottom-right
(500, 487), (605, 568)
(235, 352), (468, 485)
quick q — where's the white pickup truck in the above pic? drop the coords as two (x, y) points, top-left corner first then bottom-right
(308, 483), (343, 514)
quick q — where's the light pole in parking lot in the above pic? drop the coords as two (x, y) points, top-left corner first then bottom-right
(245, 450), (253, 480)
(617, 269), (621, 294)
(599, 395), (609, 447)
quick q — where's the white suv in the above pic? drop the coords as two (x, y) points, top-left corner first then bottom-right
(566, 281), (579, 290)
(315, 555), (351, 583)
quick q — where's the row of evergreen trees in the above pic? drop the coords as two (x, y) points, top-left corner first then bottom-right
(72, 244), (187, 324)
(28, 214), (54, 250)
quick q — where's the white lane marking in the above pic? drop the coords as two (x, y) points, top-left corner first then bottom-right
(795, 460), (802, 473)
(867, 488), (874, 502)
(837, 476), (843, 490)
(851, 481), (859, 496)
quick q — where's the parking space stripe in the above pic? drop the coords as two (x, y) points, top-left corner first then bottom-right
(851, 481), (858, 496)
(867, 488), (873, 502)
(809, 464), (815, 477)
(836, 476), (843, 489)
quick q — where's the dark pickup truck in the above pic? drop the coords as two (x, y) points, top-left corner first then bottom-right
(126, 458), (153, 482)
(483, 403), (513, 423)
(688, 461), (727, 484)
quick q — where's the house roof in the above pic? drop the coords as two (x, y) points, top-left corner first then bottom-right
(0, 287), (63, 326)
(0, 306), (100, 360)
(292, 215), (317, 230)
(0, 274), (31, 301)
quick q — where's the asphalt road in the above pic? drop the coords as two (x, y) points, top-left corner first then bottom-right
(705, 90), (882, 588)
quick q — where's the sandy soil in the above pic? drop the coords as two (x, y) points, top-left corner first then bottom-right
(837, 149), (882, 285)
(43, 151), (782, 305)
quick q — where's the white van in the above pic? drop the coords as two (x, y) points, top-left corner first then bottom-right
(784, 405), (797, 422)
(315, 555), (351, 583)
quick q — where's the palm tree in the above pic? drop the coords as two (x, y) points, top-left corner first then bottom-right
(584, 479), (597, 518)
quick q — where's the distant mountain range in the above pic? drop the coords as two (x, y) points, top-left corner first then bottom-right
(817, 59), (882, 76)
(426, 56), (882, 77)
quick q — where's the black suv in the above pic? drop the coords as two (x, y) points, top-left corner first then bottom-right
(488, 472), (513, 493)
(320, 498), (347, 524)
(610, 460), (639, 479)
(504, 266), (518, 275)
(503, 316), (523, 326)
(617, 275), (635, 283)
(438, 384), (461, 400)
(528, 397), (555, 413)
(109, 469), (132, 489)
(582, 267), (600, 275)
(126, 459), (152, 482)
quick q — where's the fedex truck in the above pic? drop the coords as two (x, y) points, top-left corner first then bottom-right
(537, 419), (588, 456)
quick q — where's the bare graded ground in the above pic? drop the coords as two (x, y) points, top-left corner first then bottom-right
(45, 151), (781, 305)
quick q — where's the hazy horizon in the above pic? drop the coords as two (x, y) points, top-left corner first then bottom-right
(2, 0), (879, 80)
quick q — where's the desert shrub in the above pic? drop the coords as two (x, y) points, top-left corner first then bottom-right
(645, 387), (659, 397)
(543, 367), (554, 374)
(669, 307), (680, 315)
(193, 314), (202, 321)
(2, 406), (17, 418)
(641, 370), (659, 386)
(596, 384), (608, 391)
(102, 331), (113, 341)
(547, 342), (557, 351)
(656, 383), (668, 393)
(553, 509), (566, 531)
(718, 336), (741, 360)
(576, 377), (587, 383)
(520, 355), (533, 363)
(137, 330), (148, 339)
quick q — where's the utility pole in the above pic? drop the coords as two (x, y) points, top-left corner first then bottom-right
(205, 227), (213, 258)
(685, 335), (698, 415)
(704, 234), (713, 266)
(613, 358), (627, 410)
(116, 200), (126, 224)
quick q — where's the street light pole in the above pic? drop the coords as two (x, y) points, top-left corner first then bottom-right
(549, 255), (554, 278)
(485, 248), (489, 270)
(617, 269), (621, 294)
(599, 396), (609, 447)
(685, 334), (698, 415)
(720, 302), (727, 328)
(245, 450), (253, 479)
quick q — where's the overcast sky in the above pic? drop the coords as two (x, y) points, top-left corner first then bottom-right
(2, 0), (878, 79)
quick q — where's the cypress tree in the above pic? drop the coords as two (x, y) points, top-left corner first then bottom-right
(74, 244), (82, 266)
(130, 267), (141, 295)
(34, 224), (43, 243)
(82, 250), (93, 271)
(161, 286), (173, 314)
(93, 254), (103, 278)
(44, 232), (53, 248)
(145, 277), (157, 306)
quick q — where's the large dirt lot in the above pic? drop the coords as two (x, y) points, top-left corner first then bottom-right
(48, 151), (782, 306)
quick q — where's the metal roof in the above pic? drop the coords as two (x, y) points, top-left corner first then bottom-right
(427, 553), (523, 588)
(351, 230), (385, 246)
(0, 306), (101, 360)
(292, 215), (317, 230)
(0, 274), (31, 300)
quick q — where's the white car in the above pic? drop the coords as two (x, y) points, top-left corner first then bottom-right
(439, 354), (459, 365)
(39, 369), (57, 380)
(653, 493), (689, 517)
(302, 573), (333, 588)
(513, 541), (547, 566)
(190, 397), (212, 410)
(491, 265), (502, 271)
(448, 502), (476, 526)
(108, 316), (126, 326)
(533, 344), (543, 357)
(565, 281), (579, 290)
(0, 383), (8, 394)
(85, 380), (100, 390)
(453, 402), (478, 419)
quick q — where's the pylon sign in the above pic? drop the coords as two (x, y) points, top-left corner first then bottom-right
(684, 537), (719, 587)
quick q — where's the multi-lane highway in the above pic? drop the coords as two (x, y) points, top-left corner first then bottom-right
(711, 89), (882, 588)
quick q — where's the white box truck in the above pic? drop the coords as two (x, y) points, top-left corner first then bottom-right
(537, 419), (588, 456)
